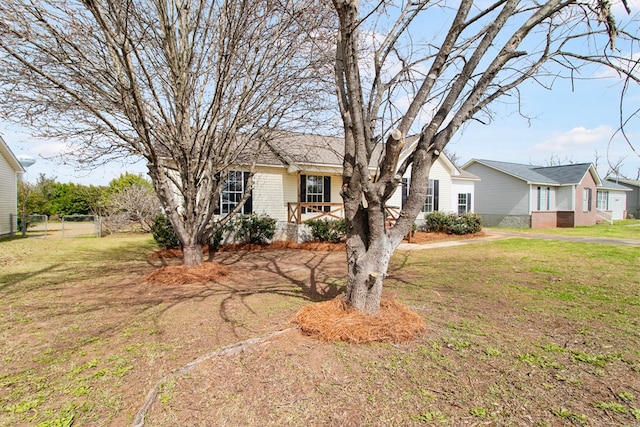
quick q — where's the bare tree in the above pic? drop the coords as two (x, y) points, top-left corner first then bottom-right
(332, 0), (639, 313)
(0, 0), (334, 265)
(106, 184), (160, 232)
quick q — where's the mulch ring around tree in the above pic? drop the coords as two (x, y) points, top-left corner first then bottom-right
(146, 263), (231, 285)
(291, 295), (426, 344)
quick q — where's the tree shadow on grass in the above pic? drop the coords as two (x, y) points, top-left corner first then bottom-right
(1, 247), (348, 361)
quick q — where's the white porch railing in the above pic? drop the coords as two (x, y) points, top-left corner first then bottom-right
(596, 209), (613, 225)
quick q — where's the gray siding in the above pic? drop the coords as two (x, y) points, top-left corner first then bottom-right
(464, 163), (530, 216)
(627, 187), (640, 219)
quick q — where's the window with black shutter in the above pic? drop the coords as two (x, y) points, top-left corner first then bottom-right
(301, 174), (331, 213)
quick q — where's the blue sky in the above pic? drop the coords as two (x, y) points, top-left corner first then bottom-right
(2, 1), (639, 185)
(450, 71), (640, 177)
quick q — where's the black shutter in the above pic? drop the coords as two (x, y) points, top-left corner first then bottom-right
(214, 172), (222, 215)
(401, 178), (408, 208)
(243, 172), (252, 214)
(300, 174), (307, 214)
(467, 193), (472, 212)
(588, 188), (593, 211)
(323, 176), (331, 212)
(433, 179), (440, 211)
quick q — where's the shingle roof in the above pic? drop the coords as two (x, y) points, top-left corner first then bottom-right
(531, 163), (594, 185)
(261, 132), (346, 167)
(471, 159), (594, 185)
(161, 130), (467, 175)
(601, 179), (634, 191)
(607, 177), (640, 189)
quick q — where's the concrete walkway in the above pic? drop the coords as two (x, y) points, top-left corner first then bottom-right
(397, 228), (640, 251)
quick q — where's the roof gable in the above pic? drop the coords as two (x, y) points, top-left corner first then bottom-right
(465, 159), (599, 186)
(0, 135), (26, 174)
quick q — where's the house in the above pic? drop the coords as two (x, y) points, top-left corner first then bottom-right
(0, 136), (26, 237)
(607, 178), (640, 219)
(461, 159), (629, 228)
(212, 132), (478, 240)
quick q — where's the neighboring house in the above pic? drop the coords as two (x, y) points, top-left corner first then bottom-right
(462, 159), (628, 228)
(0, 136), (26, 237)
(208, 132), (477, 240)
(607, 178), (640, 219)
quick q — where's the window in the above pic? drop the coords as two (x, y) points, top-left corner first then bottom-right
(423, 179), (439, 212)
(301, 175), (331, 213)
(596, 190), (609, 210)
(219, 171), (252, 214)
(401, 178), (439, 212)
(537, 186), (550, 211)
(458, 193), (472, 214)
(583, 188), (592, 212)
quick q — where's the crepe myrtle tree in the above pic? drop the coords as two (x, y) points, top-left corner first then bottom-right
(332, 0), (639, 313)
(0, 0), (334, 266)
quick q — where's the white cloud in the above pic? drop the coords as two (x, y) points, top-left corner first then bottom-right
(30, 141), (73, 158)
(531, 125), (614, 154)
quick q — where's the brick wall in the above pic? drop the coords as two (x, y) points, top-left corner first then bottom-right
(574, 173), (598, 226)
(531, 211), (557, 228)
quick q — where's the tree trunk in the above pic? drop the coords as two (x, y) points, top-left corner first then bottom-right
(344, 239), (395, 315)
(182, 244), (204, 267)
(342, 198), (407, 314)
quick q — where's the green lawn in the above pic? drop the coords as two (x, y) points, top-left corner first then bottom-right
(494, 219), (640, 240)
(1, 232), (639, 426)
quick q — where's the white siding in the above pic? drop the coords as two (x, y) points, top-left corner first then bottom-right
(429, 160), (453, 212)
(388, 156), (458, 213)
(452, 180), (475, 212)
(251, 168), (344, 222)
(251, 166), (297, 222)
(0, 152), (18, 236)
(464, 162), (530, 215)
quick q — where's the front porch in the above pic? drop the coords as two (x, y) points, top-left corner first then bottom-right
(286, 202), (402, 225)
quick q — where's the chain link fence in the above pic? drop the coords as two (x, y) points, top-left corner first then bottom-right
(7, 214), (101, 238)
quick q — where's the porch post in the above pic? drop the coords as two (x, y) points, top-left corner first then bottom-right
(297, 172), (302, 224)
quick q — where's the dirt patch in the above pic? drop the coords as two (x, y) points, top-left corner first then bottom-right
(148, 241), (345, 260)
(147, 232), (481, 260)
(221, 240), (346, 252)
(291, 296), (426, 343)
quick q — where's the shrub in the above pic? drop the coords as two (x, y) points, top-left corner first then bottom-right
(424, 211), (481, 235)
(450, 212), (482, 235)
(151, 214), (180, 249)
(231, 213), (276, 245)
(208, 226), (225, 251)
(305, 218), (346, 243)
(423, 211), (452, 233)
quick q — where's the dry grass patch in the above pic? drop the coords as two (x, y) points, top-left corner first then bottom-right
(292, 295), (426, 343)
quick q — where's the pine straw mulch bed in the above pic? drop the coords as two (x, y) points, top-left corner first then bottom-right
(145, 262), (231, 285)
(291, 295), (426, 343)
